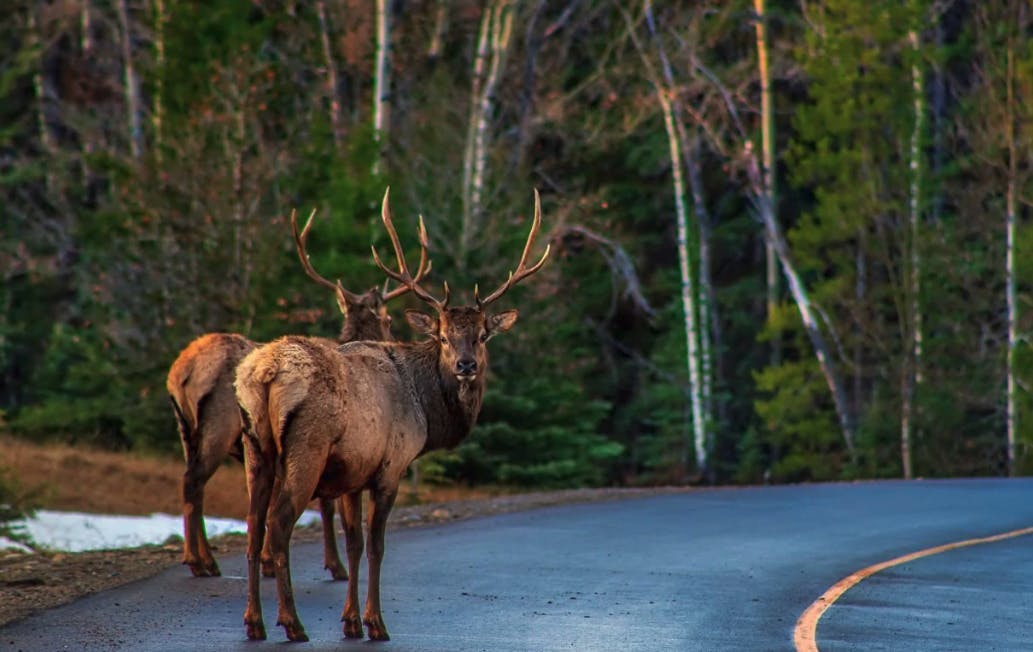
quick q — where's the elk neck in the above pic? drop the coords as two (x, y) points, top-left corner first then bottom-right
(390, 339), (486, 455)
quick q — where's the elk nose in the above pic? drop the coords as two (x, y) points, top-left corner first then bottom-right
(456, 359), (478, 376)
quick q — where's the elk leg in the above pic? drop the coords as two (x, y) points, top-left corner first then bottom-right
(270, 450), (323, 643)
(242, 436), (273, 641)
(340, 491), (364, 638)
(181, 451), (224, 577)
(363, 486), (398, 641)
(320, 496), (348, 580)
(260, 474), (283, 578)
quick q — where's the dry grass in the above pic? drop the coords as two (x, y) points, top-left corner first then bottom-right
(0, 436), (506, 519)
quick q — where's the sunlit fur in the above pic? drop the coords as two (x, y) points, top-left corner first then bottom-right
(166, 287), (391, 579)
(234, 305), (518, 642)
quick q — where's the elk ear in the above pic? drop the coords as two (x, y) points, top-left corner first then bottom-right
(487, 310), (518, 337)
(405, 310), (437, 336)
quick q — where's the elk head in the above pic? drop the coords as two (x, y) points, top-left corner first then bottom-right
(291, 206), (431, 342)
(372, 188), (549, 384)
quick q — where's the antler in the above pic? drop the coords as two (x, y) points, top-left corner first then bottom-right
(291, 207), (363, 303)
(371, 188), (450, 312)
(381, 208), (433, 301)
(474, 188), (551, 308)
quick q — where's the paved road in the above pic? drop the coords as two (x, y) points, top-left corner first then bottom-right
(3, 480), (1033, 651)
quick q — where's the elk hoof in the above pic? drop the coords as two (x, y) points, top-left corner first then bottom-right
(343, 614), (364, 639)
(186, 559), (221, 577)
(281, 622), (309, 642)
(325, 561), (348, 581)
(364, 615), (390, 641)
(245, 618), (266, 641)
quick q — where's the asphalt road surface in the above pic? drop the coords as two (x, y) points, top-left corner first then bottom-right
(3, 479), (1033, 651)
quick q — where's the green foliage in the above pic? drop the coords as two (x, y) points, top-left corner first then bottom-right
(446, 371), (620, 489)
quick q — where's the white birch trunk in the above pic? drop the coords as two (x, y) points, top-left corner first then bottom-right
(461, 4), (494, 260)
(638, 0), (708, 475)
(902, 28), (924, 480)
(316, 0), (343, 149)
(153, 0), (167, 166)
(116, 0), (143, 159)
(462, 1), (514, 260)
(81, 0), (96, 188)
(1006, 43), (1017, 476)
(744, 147), (857, 459)
(372, 0), (390, 174)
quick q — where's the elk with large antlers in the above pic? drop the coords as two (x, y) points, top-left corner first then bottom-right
(235, 188), (549, 642)
(166, 207), (428, 578)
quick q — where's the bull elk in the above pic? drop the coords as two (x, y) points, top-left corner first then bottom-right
(235, 188), (550, 642)
(166, 207), (428, 578)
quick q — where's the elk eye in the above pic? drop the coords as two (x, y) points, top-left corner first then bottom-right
(479, 333), (489, 343)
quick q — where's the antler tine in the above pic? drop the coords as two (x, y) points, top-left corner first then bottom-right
(291, 208), (363, 303)
(382, 214), (434, 300)
(371, 188), (447, 310)
(476, 188), (552, 307)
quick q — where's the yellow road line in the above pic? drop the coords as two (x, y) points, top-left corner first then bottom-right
(793, 525), (1033, 652)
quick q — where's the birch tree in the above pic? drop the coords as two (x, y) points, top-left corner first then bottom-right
(622, 3), (709, 476)
(152, 0), (168, 168)
(461, 0), (515, 262)
(316, 0), (344, 149)
(901, 14), (926, 480)
(754, 0), (781, 368)
(116, 0), (143, 159)
(689, 55), (859, 461)
(372, 0), (389, 173)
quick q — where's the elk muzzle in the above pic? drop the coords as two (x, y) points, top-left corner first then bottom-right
(455, 358), (478, 380)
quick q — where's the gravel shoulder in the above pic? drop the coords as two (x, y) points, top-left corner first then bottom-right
(0, 486), (686, 628)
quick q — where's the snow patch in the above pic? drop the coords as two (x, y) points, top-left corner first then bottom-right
(0, 509), (321, 553)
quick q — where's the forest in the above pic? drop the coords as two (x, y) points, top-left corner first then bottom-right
(1, 0), (1031, 489)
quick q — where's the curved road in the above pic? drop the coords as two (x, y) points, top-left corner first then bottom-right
(3, 479), (1033, 651)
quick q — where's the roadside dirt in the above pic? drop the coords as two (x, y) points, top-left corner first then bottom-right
(0, 438), (687, 628)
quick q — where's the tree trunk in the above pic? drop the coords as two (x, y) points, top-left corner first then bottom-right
(372, 0), (390, 173)
(116, 0), (143, 159)
(635, 0), (708, 477)
(744, 148), (857, 460)
(1006, 33), (1018, 476)
(902, 27), (925, 480)
(461, 3), (495, 262)
(153, 0), (167, 168)
(754, 0), (781, 368)
(462, 0), (515, 261)
(316, 0), (344, 149)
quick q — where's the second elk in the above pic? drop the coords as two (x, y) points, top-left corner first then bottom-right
(234, 188), (550, 642)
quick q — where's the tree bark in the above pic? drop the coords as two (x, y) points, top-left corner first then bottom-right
(462, 0), (515, 261)
(902, 26), (925, 480)
(744, 147), (857, 460)
(1006, 26), (1018, 476)
(754, 0), (781, 369)
(634, 1), (709, 477)
(372, 0), (390, 173)
(316, 0), (344, 149)
(153, 0), (167, 167)
(116, 0), (143, 159)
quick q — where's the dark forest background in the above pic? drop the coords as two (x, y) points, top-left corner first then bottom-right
(3, 0), (1032, 488)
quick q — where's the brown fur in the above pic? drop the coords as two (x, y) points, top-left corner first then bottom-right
(167, 291), (392, 578)
(236, 187), (547, 642)
(235, 306), (517, 642)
